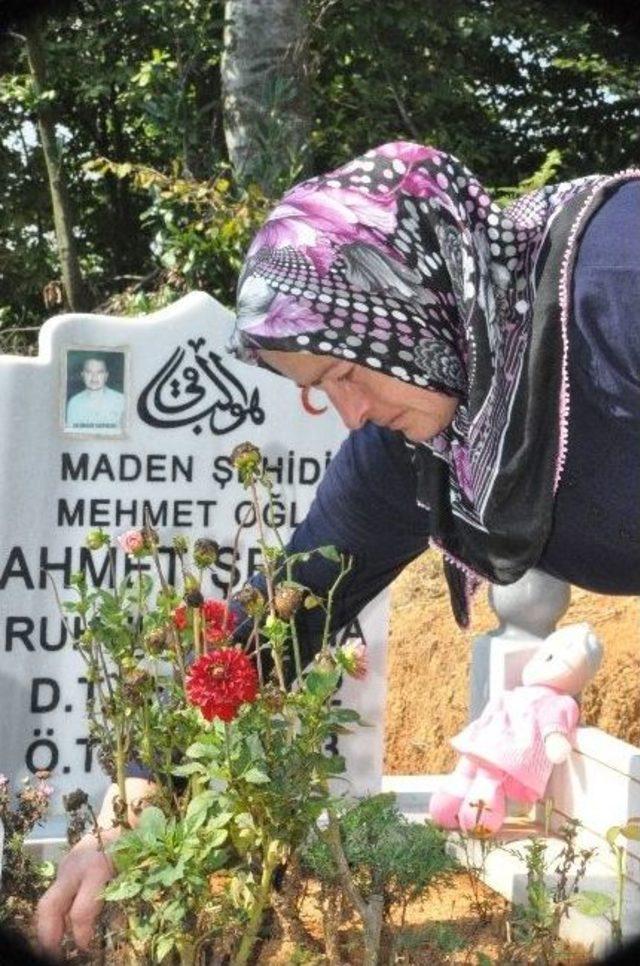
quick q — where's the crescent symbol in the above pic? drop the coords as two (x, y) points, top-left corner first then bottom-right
(301, 387), (328, 416)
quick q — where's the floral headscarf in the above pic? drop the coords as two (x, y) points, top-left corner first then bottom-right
(232, 141), (634, 624)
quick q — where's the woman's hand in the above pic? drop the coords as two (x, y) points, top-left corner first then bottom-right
(36, 777), (156, 958)
(36, 826), (120, 957)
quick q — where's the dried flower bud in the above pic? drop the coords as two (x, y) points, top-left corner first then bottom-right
(97, 746), (117, 782)
(261, 684), (284, 713)
(193, 538), (219, 569)
(230, 442), (262, 481)
(144, 626), (169, 654)
(122, 670), (153, 706)
(235, 584), (265, 618)
(274, 585), (304, 620)
(85, 529), (110, 551)
(184, 588), (205, 608)
(172, 534), (189, 555)
(63, 788), (89, 813)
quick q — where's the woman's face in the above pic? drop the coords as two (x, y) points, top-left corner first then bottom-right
(259, 350), (458, 442)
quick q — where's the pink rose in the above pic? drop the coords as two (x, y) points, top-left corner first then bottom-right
(117, 529), (146, 556)
(336, 639), (367, 680)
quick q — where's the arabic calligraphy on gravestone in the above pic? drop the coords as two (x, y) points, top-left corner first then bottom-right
(0, 293), (388, 822)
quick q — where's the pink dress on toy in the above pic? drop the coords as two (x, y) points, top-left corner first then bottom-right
(430, 686), (579, 834)
(453, 686), (579, 801)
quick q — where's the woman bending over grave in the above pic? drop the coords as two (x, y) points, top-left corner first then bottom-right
(37, 142), (640, 955)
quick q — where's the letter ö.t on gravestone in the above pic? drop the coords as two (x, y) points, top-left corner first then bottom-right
(0, 292), (389, 822)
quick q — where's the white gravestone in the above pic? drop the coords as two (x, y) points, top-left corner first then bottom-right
(0, 292), (388, 830)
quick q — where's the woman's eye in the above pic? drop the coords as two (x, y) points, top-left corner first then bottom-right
(545, 654), (553, 662)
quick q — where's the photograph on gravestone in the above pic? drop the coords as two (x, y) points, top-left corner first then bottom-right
(63, 348), (128, 437)
(0, 292), (388, 838)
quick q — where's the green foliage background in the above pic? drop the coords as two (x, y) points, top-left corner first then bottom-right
(1, 0), (639, 342)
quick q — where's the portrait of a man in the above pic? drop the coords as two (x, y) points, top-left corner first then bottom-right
(64, 350), (127, 435)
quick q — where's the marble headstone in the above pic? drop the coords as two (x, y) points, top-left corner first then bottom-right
(0, 292), (388, 821)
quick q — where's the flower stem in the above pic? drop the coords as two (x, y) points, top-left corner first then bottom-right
(193, 607), (202, 659)
(232, 849), (278, 966)
(321, 555), (353, 655)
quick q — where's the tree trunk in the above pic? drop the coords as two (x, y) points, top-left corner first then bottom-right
(221, 0), (312, 193)
(24, 18), (88, 311)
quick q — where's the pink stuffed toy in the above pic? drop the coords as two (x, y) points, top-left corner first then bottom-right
(430, 623), (602, 835)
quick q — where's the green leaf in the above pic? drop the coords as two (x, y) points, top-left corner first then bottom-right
(306, 668), (341, 700)
(606, 825), (623, 848)
(104, 877), (142, 901)
(155, 934), (175, 962)
(186, 790), (216, 822)
(317, 545), (341, 562)
(171, 761), (206, 777)
(137, 806), (166, 841)
(185, 741), (215, 759)
(148, 863), (185, 887)
(243, 767), (270, 785)
(570, 890), (615, 917)
(323, 754), (346, 776)
(330, 708), (362, 724)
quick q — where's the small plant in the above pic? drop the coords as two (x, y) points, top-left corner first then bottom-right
(300, 794), (456, 963)
(394, 921), (467, 958)
(0, 773), (55, 930)
(450, 826), (501, 924)
(506, 819), (601, 965)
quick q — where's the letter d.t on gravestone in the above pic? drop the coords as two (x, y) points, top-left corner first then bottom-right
(0, 293), (388, 825)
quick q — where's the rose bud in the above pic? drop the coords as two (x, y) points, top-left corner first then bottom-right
(230, 442), (262, 482)
(193, 538), (219, 569)
(173, 535), (189, 555)
(85, 529), (110, 551)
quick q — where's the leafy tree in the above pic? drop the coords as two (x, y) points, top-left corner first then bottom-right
(1, 0), (638, 344)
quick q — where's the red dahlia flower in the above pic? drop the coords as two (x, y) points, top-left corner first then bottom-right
(186, 648), (258, 722)
(172, 598), (237, 644)
(202, 598), (237, 645)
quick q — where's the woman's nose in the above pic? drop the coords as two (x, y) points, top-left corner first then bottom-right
(325, 384), (369, 430)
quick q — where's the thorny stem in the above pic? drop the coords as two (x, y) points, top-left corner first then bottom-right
(43, 570), (78, 644)
(321, 555), (353, 655)
(114, 730), (129, 829)
(193, 607), (202, 659)
(247, 479), (287, 689)
(225, 503), (255, 611)
(146, 527), (186, 683)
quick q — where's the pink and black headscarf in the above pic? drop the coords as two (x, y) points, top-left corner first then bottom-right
(232, 141), (629, 623)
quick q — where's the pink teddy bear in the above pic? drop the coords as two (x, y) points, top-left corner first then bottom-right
(429, 623), (602, 835)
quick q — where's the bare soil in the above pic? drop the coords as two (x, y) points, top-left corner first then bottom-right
(258, 871), (590, 965)
(385, 550), (640, 775)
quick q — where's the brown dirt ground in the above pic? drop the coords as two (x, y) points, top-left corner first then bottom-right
(385, 550), (640, 774)
(258, 871), (590, 965)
